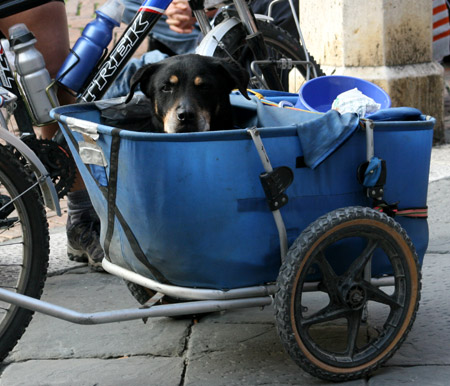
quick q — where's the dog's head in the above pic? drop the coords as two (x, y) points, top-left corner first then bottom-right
(125, 54), (250, 133)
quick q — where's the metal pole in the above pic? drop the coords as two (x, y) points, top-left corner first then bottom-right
(0, 288), (272, 325)
(247, 128), (289, 261)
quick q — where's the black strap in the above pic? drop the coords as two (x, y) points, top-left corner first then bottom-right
(103, 129), (121, 257)
(102, 129), (168, 283)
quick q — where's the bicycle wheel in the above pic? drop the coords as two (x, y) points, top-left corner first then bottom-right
(0, 144), (49, 361)
(274, 206), (420, 381)
(210, 19), (324, 92)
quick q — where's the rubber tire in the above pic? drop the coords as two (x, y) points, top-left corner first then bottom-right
(0, 145), (49, 361)
(212, 19), (325, 91)
(274, 206), (421, 381)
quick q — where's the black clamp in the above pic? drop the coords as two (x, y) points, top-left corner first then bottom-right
(357, 159), (387, 201)
(259, 166), (294, 211)
(357, 158), (399, 218)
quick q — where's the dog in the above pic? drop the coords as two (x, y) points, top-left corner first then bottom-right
(125, 54), (250, 133)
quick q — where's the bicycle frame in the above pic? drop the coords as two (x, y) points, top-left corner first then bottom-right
(79, 0), (170, 102)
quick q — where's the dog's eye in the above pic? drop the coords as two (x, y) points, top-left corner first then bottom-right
(161, 83), (173, 93)
(196, 83), (212, 91)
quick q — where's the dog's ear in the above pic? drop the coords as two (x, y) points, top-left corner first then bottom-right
(215, 59), (251, 100)
(125, 63), (160, 104)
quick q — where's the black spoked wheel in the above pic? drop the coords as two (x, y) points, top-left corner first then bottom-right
(212, 19), (324, 92)
(0, 145), (49, 361)
(274, 206), (420, 381)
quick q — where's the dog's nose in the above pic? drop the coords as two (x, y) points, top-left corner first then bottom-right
(176, 105), (195, 122)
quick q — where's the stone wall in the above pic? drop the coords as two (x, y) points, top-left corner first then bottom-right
(298, 0), (444, 142)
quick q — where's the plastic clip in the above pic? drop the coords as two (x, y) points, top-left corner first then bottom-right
(357, 157), (387, 201)
(259, 166), (294, 211)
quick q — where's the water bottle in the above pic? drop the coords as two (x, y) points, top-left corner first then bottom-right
(56, 0), (124, 92)
(9, 23), (58, 124)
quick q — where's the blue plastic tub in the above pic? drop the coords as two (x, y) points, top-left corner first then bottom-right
(296, 75), (391, 115)
(51, 99), (433, 290)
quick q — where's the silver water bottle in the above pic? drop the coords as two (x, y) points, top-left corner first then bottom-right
(9, 23), (58, 124)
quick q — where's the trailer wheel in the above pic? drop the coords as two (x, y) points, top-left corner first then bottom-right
(274, 206), (420, 381)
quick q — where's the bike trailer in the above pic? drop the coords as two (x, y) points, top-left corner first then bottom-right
(51, 94), (434, 290)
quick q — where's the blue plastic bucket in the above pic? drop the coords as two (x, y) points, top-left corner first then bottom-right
(295, 75), (391, 114)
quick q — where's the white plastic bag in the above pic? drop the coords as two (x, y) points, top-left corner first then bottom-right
(331, 88), (381, 117)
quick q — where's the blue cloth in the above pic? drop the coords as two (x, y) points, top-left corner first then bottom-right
(368, 107), (423, 121)
(295, 110), (360, 169)
(230, 93), (360, 169)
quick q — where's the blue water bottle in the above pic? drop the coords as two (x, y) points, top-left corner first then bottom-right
(57, 0), (124, 92)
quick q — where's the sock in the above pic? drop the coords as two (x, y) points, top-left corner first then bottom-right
(67, 189), (99, 227)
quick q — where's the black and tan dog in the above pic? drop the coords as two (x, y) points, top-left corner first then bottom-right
(125, 54), (250, 133)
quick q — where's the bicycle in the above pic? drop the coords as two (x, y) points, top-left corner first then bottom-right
(0, 0), (323, 364)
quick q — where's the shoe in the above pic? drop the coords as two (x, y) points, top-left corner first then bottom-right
(66, 213), (105, 272)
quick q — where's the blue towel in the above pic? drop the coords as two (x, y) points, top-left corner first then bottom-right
(295, 110), (360, 169)
(230, 93), (360, 169)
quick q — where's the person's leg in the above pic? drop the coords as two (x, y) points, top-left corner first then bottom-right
(0, 1), (74, 137)
(0, 1), (104, 271)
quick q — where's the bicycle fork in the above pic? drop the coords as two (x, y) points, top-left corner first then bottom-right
(231, 0), (282, 90)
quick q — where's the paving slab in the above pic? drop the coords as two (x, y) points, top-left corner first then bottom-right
(5, 271), (191, 362)
(47, 228), (85, 276)
(368, 366), (450, 385)
(387, 253), (450, 366)
(0, 356), (184, 386)
(184, 322), (366, 386)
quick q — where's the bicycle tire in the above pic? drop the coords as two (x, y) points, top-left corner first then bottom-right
(274, 206), (420, 381)
(211, 19), (325, 92)
(0, 145), (49, 361)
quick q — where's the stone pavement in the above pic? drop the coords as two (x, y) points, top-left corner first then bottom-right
(1, 1), (450, 385)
